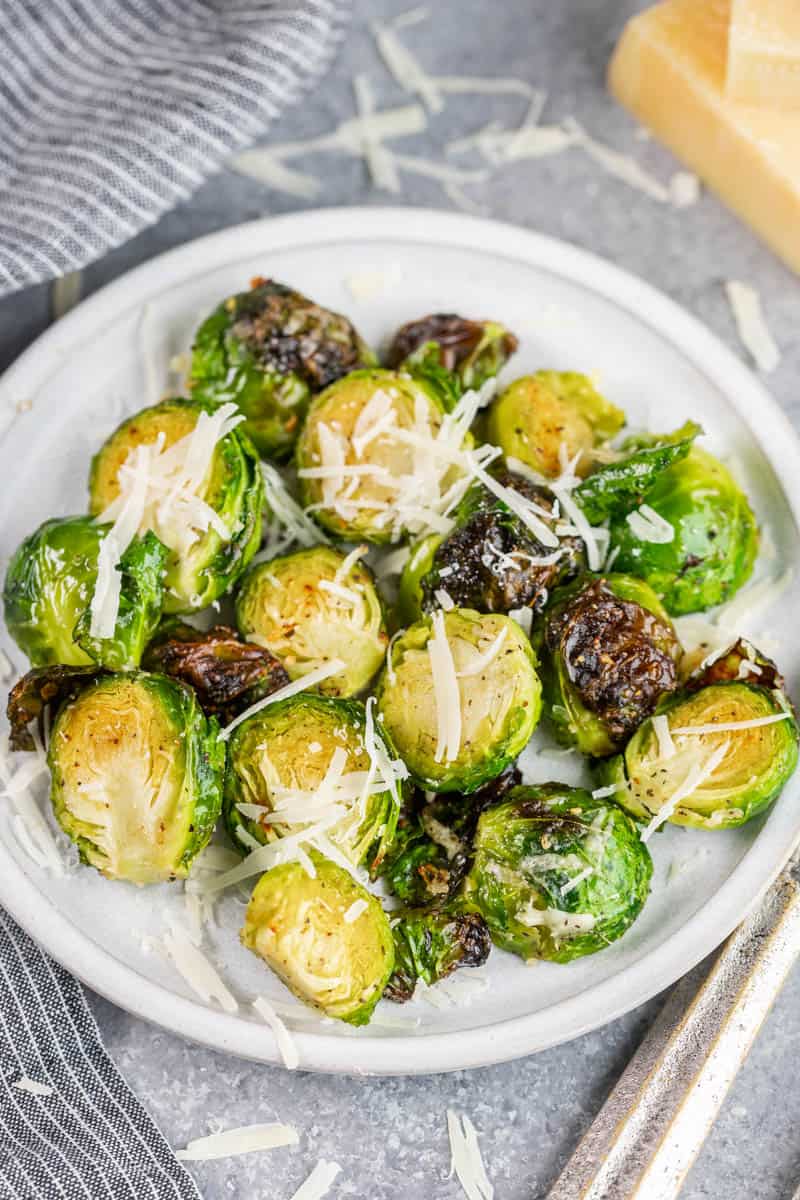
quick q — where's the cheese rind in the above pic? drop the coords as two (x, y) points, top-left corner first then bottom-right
(728, 0), (800, 108)
(609, 0), (800, 277)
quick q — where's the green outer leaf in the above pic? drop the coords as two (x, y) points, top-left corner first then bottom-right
(395, 533), (442, 628)
(74, 531), (167, 670)
(575, 420), (701, 523)
(385, 908), (491, 1000)
(404, 344), (464, 412)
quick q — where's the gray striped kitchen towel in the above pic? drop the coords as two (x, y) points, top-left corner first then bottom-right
(0, 0), (350, 297)
(0, 908), (201, 1199)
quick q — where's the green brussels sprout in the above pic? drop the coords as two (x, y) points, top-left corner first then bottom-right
(295, 368), (464, 544)
(241, 850), (394, 1025)
(49, 671), (224, 883)
(190, 277), (376, 459)
(574, 421), (701, 524)
(607, 446), (758, 615)
(386, 313), (519, 400)
(3, 516), (166, 670)
(235, 546), (388, 698)
(89, 398), (264, 614)
(602, 681), (800, 831)
(485, 371), (625, 479)
(463, 783), (653, 962)
(536, 574), (681, 758)
(375, 609), (541, 793)
(396, 467), (585, 625)
(223, 692), (404, 870)
(384, 909), (492, 1002)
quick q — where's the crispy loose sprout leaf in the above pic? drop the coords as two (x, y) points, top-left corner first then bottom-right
(49, 672), (224, 883)
(485, 371), (625, 479)
(397, 469), (585, 624)
(89, 397), (264, 614)
(236, 546), (388, 698)
(241, 850), (394, 1025)
(537, 574), (681, 758)
(384, 909), (492, 1003)
(386, 313), (518, 398)
(3, 517), (166, 669)
(574, 421), (701, 524)
(8, 665), (103, 752)
(142, 622), (289, 724)
(603, 682), (800, 832)
(375, 609), (541, 793)
(295, 368), (465, 544)
(223, 693), (404, 870)
(607, 446), (758, 615)
(190, 277), (376, 459)
(463, 783), (653, 962)
(684, 637), (785, 695)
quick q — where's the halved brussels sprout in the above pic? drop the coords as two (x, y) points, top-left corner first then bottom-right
(386, 313), (518, 398)
(485, 372), (625, 479)
(3, 516), (166, 670)
(235, 546), (388, 698)
(241, 850), (394, 1025)
(375, 609), (541, 793)
(397, 468), (585, 625)
(607, 446), (758, 615)
(384, 909), (492, 1002)
(463, 783), (653, 962)
(89, 398), (264, 614)
(8, 664), (103, 752)
(190, 277), (376, 459)
(684, 637), (784, 694)
(295, 368), (463, 544)
(574, 421), (701, 524)
(537, 574), (681, 758)
(223, 693), (404, 869)
(49, 672), (224, 883)
(603, 681), (799, 831)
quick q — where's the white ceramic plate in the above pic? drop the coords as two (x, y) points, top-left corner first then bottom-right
(1, 208), (798, 1076)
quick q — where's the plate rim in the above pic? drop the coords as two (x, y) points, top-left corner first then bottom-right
(1, 205), (799, 1076)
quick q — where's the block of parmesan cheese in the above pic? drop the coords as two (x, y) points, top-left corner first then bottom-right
(609, 0), (800, 276)
(728, 0), (800, 108)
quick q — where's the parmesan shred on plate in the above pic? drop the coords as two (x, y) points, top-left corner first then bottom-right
(175, 1122), (299, 1161)
(253, 996), (300, 1070)
(160, 925), (238, 1014)
(725, 281), (781, 373)
(0, 738), (64, 876)
(447, 1109), (494, 1200)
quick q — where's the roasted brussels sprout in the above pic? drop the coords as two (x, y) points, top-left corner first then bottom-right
(574, 421), (701, 524)
(223, 693), (404, 869)
(190, 277), (376, 459)
(242, 850), (394, 1024)
(142, 622), (289, 724)
(463, 783), (653, 962)
(8, 664), (104, 752)
(295, 368), (463, 543)
(603, 681), (799, 831)
(386, 313), (518, 398)
(89, 397), (264, 615)
(49, 672), (224, 883)
(684, 637), (785, 694)
(607, 446), (758, 615)
(397, 468), (585, 624)
(375, 609), (541, 793)
(235, 546), (388, 698)
(3, 516), (166, 670)
(537, 574), (681, 758)
(485, 371), (625, 479)
(384, 909), (492, 1002)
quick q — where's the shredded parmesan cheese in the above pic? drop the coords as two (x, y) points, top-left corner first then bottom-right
(232, 150), (321, 199)
(508, 607), (533, 637)
(670, 170), (701, 209)
(725, 281), (781, 373)
(161, 925), (238, 1014)
(564, 117), (671, 202)
(252, 996), (300, 1070)
(343, 898), (369, 923)
(457, 627), (508, 678)
(652, 714), (676, 760)
(640, 741), (730, 843)
(219, 659), (346, 741)
(428, 611), (462, 764)
(626, 503), (675, 544)
(447, 1110), (494, 1200)
(289, 1161), (342, 1200)
(434, 588), (455, 611)
(670, 714), (790, 735)
(13, 1077), (53, 1097)
(371, 19), (444, 112)
(175, 1123), (299, 1161)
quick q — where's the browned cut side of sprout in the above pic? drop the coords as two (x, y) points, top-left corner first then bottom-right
(8, 665), (103, 751)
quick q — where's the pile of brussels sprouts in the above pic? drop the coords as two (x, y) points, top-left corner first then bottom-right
(4, 276), (798, 1030)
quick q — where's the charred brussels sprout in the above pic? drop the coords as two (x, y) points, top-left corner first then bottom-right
(384, 909), (492, 1002)
(386, 313), (518, 398)
(223, 693), (404, 869)
(574, 421), (701, 524)
(190, 277), (376, 459)
(684, 637), (785, 694)
(537, 574), (681, 758)
(241, 850), (394, 1025)
(607, 446), (758, 615)
(603, 681), (799, 831)
(375, 609), (541, 793)
(463, 783), (653, 962)
(235, 546), (388, 697)
(397, 469), (585, 624)
(8, 665), (104, 752)
(485, 372), (625, 479)
(295, 369), (463, 543)
(3, 516), (166, 670)
(89, 398), (264, 614)
(48, 672), (224, 883)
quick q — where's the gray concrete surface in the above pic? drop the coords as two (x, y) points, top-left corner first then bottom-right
(2, 1), (799, 1196)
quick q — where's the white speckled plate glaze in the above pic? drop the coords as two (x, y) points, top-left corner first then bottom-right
(1, 208), (798, 1076)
